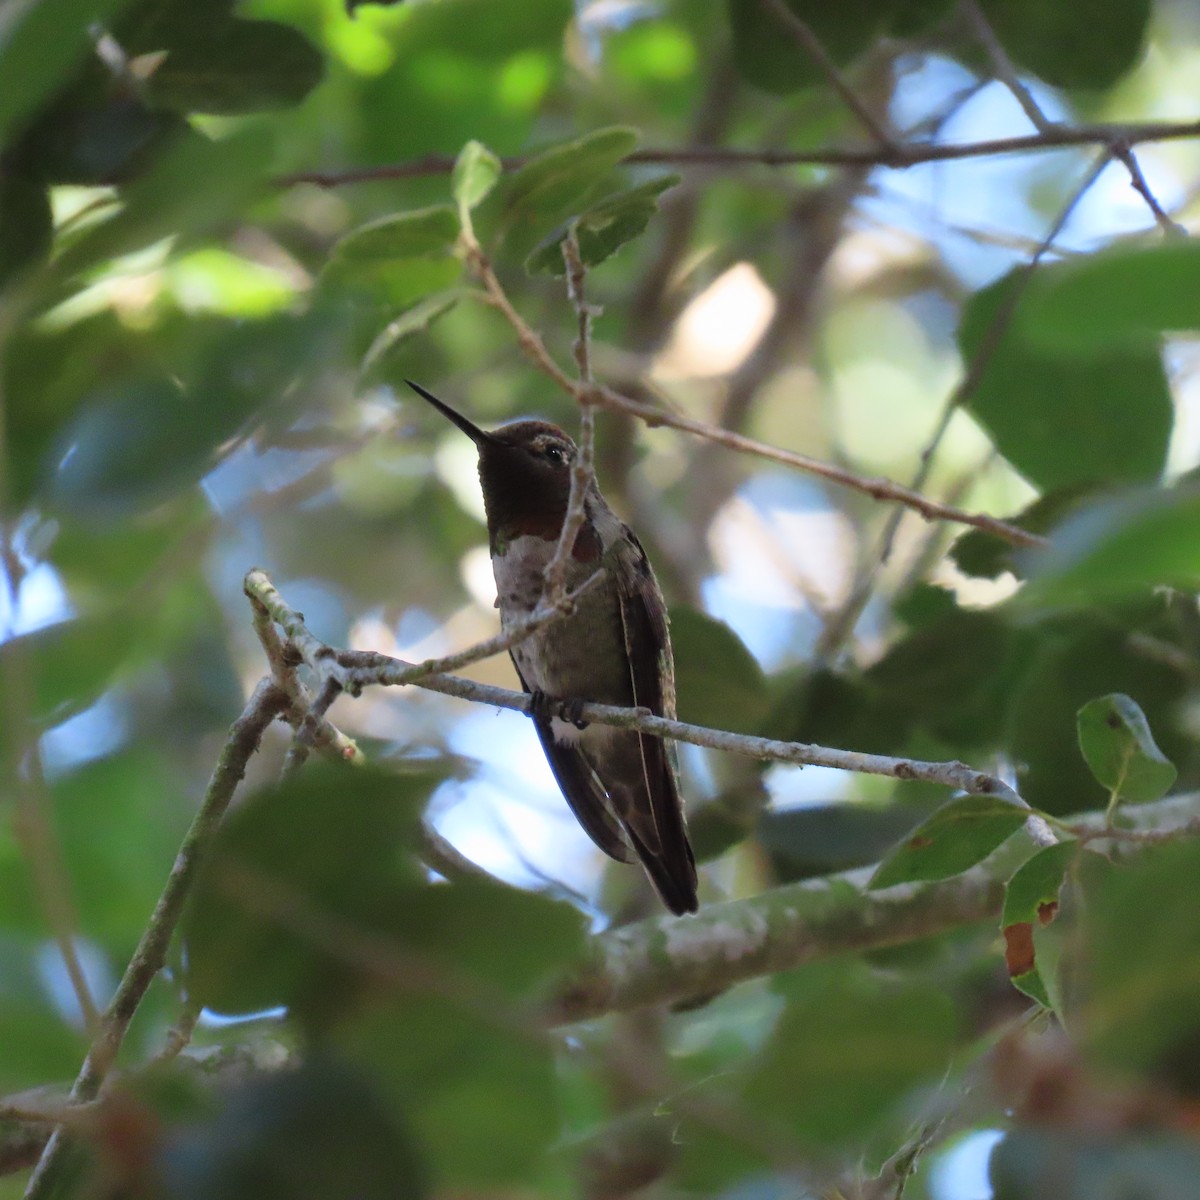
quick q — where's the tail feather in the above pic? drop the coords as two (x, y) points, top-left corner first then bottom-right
(625, 821), (698, 915)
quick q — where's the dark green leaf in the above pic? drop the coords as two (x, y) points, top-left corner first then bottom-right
(759, 799), (943, 882)
(452, 140), (502, 214)
(1006, 607), (1193, 816)
(48, 314), (331, 518)
(1081, 842), (1200, 1091)
(161, 1059), (427, 1200)
(743, 964), (957, 1146)
(343, 998), (560, 1188)
(991, 1129), (1200, 1200)
(525, 174), (680, 275)
(493, 126), (639, 259)
(53, 126), (273, 280)
(360, 291), (465, 381)
(1077, 693), (1176, 804)
(183, 762), (438, 1020)
(0, 0), (133, 148)
(727, 0), (883, 94)
(0, 175), (52, 288)
(868, 795), (1029, 889)
(978, 0), (1151, 90)
(950, 484), (1100, 581)
(1018, 487), (1200, 611)
(142, 19), (325, 114)
(959, 270), (1172, 492)
(671, 606), (768, 734)
(0, 933), (89, 1091)
(1001, 840), (1084, 1008)
(1016, 240), (1200, 351)
(0, 610), (142, 728)
(331, 206), (460, 264)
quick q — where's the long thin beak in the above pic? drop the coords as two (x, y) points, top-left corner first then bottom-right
(406, 380), (495, 446)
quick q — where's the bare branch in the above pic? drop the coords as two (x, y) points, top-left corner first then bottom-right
(460, 249), (1043, 548)
(245, 569), (1027, 801)
(275, 117), (1200, 188)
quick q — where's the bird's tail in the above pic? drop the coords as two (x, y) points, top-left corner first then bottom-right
(626, 822), (698, 916)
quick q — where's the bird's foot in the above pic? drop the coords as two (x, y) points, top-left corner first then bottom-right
(528, 690), (588, 730)
(559, 696), (589, 731)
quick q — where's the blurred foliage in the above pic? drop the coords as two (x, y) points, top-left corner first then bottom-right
(3, 0), (1200, 1196)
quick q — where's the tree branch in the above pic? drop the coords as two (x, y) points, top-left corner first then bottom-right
(22, 680), (290, 1200)
(549, 790), (1200, 1024)
(276, 117), (1200, 188)
(244, 570), (1027, 799)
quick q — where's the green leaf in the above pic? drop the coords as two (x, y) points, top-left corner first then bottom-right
(0, 610), (142, 729)
(52, 126), (274, 280)
(958, 270), (1172, 492)
(452, 140), (503, 215)
(162, 1059), (428, 1200)
(978, 0), (1151, 90)
(743, 964), (957, 1147)
(142, 19), (325, 114)
(343, 998), (560, 1188)
(727, 0), (882, 94)
(183, 762), (438, 1020)
(0, 0), (133, 148)
(1006, 607), (1192, 816)
(759, 799), (943, 882)
(0, 934), (89, 1091)
(493, 126), (639, 259)
(0, 175), (52, 289)
(332, 206), (461, 264)
(670, 606), (768, 734)
(1077, 693), (1176, 804)
(992, 1129), (1200, 1200)
(1001, 841), (1084, 1009)
(360, 290), (465, 381)
(1080, 842), (1200, 1090)
(1016, 241), (1200, 352)
(950, 484), (1100, 581)
(525, 174), (680, 276)
(1018, 487), (1200, 611)
(868, 795), (1030, 889)
(48, 314), (331, 518)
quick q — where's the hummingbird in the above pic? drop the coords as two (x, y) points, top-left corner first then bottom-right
(408, 381), (698, 915)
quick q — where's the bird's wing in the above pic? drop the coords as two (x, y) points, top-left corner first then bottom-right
(511, 658), (633, 864)
(614, 533), (697, 911)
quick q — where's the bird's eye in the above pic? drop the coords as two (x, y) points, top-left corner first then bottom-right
(544, 445), (568, 464)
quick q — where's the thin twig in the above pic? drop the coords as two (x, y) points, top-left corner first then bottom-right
(23, 679), (289, 1200)
(814, 147), (1110, 662)
(541, 230), (599, 606)
(245, 569), (1028, 802)
(463, 260), (1043, 548)
(962, 0), (1186, 238)
(274, 117), (1200, 188)
(279, 675), (343, 780)
(760, 0), (896, 149)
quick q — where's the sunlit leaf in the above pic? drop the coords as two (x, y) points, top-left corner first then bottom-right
(453, 140), (503, 215)
(1076, 693), (1176, 805)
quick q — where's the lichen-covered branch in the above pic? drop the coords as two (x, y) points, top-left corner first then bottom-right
(549, 791), (1200, 1024)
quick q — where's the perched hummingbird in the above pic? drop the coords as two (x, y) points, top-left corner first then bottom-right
(408, 381), (698, 915)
